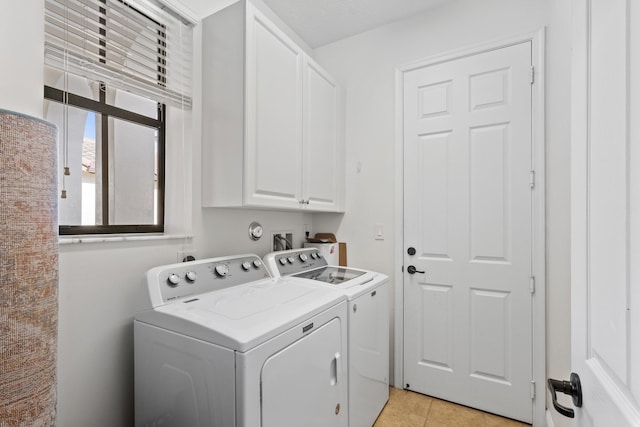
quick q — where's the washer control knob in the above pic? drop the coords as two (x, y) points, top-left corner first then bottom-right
(252, 259), (262, 269)
(287, 256), (295, 264)
(214, 264), (229, 277)
(278, 258), (287, 266)
(167, 273), (181, 286)
(299, 253), (308, 262)
(241, 261), (251, 271)
(310, 252), (317, 259)
(185, 271), (197, 283)
(316, 252), (323, 258)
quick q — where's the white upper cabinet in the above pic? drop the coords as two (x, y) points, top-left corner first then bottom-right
(202, 0), (344, 212)
(303, 56), (344, 212)
(244, 3), (303, 208)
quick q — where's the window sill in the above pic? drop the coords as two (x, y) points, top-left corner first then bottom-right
(58, 234), (193, 245)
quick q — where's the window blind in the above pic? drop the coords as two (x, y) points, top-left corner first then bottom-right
(45, 0), (193, 108)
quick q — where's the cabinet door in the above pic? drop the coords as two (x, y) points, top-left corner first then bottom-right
(245, 3), (303, 208)
(303, 56), (344, 212)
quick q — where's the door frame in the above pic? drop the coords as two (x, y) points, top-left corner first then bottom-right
(393, 28), (546, 425)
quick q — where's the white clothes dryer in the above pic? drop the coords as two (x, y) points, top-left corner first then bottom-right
(135, 254), (348, 427)
(263, 248), (390, 427)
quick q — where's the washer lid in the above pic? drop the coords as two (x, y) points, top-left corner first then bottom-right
(292, 267), (389, 300)
(136, 276), (345, 352)
(292, 266), (366, 284)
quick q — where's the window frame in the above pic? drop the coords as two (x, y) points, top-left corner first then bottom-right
(45, 84), (166, 235)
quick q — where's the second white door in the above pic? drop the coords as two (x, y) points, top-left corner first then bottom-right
(403, 41), (534, 422)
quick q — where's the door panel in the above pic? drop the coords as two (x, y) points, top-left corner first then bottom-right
(417, 132), (452, 259)
(470, 124), (509, 261)
(569, 0), (640, 424)
(403, 41), (533, 422)
(469, 67), (509, 110)
(419, 284), (453, 370)
(469, 289), (509, 381)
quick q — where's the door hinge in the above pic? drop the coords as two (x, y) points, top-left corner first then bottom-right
(529, 276), (536, 294)
(529, 170), (536, 189)
(531, 380), (536, 399)
(530, 66), (535, 84)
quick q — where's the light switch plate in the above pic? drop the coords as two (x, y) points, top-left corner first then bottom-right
(375, 223), (384, 240)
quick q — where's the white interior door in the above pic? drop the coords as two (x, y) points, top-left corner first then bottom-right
(566, 0), (640, 424)
(403, 41), (534, 423)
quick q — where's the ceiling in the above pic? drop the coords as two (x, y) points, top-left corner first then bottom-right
(260, 0), (450, 48)
(183, 0), (450, 48)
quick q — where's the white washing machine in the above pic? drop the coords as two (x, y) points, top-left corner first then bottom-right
(263, 248), (390, 427)
(134, 254), (349, 427)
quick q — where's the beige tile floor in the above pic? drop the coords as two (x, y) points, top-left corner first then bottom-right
(373, 387), (531, 427)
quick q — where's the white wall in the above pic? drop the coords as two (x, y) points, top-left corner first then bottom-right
(0, 1), (43, 118)
(313, 1), (572, 426)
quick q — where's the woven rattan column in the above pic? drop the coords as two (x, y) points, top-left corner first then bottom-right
(0, 110), (58, 425)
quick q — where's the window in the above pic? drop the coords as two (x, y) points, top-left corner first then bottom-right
(43, 0), (192, 235)
(44, 80), (165, 233)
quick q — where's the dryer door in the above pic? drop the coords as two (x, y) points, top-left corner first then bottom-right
(261, 318), (347, 427)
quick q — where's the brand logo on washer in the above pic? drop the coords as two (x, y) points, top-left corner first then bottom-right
(302, 323), (314, 333)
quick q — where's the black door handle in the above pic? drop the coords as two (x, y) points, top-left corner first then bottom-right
(547, 372), (582, 418)
(407, 265), (425, 274)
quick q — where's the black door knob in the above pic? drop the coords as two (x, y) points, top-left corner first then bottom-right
(407, 247), (416, 256)
(548, 372), (582, 418)
(407, 265), (425, 275)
